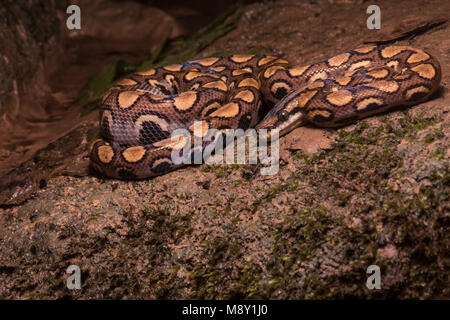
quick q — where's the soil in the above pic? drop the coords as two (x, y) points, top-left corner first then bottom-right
(0, 0), (448, 299)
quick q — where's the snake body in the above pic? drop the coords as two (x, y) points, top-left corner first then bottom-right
(89, 45), (441, 179)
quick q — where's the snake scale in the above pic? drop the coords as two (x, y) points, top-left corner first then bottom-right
(89, 45), (441, 179)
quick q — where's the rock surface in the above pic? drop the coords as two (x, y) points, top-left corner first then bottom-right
(0, 0), (448, 299)
(0, 0), (60, 117)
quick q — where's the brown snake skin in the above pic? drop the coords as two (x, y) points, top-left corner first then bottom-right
(89, 45), (441, 179)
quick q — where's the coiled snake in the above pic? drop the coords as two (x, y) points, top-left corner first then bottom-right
(89, 45), (441, 179)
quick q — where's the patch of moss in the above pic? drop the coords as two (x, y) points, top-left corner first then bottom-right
(423, 130), (445, 144)
(190, 236), (264, 299)
(248, 47), (268, 55)
(79, 60), (136, 115)
(263, 113), (448, 298)
(143, 206), (194, 244)
(395, 111), (439, 138)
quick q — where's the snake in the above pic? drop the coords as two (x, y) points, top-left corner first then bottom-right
(89, 45), (441, 179)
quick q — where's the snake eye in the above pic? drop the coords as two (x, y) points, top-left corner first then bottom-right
(278, 110), (289, 121)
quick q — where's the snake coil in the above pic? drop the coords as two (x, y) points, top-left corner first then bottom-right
(89, 45), (441, 179)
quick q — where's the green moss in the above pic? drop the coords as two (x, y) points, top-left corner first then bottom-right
(86, 215), (99, 223)
(240, 165), (257, 179)
(190, 235), (264, 299)
(145, 206), (194, 243)
(433, 147), (445, 160)
(424, 130), (444, 144)
(271, 207), (332, 264)
(248, 47), (268, 55)
(137, 37), (169, 71)
(202, 164), (232, 178)
(262, 113), (448, 298)
(79, 60), (136, 115)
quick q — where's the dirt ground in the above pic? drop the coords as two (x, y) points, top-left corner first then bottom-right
(0, 0), (448, 299)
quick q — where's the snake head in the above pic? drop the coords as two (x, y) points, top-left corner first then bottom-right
(256, 90), (307, 137)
